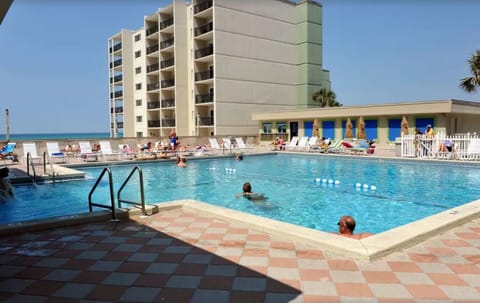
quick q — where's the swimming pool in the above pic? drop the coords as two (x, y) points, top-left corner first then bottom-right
(2, 154), (480, 234)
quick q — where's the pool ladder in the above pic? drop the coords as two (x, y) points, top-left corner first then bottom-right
(25, 152), (57, 184)
(88, 166), (146, 221)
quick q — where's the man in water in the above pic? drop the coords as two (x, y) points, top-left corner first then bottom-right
(0, 167), (14, 202)
(337, 215), (373, 239)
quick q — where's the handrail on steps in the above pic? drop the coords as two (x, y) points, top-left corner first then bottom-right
(26, 152), (37, 183)
(117, 166), (146, 215)
(43, 152), (56, 184)
(88, 167), (117, 221)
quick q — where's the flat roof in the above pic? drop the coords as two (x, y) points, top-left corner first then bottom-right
(252, 99), (480, 121)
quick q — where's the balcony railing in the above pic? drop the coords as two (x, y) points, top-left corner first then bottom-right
(147, 82), (160, 91)
(109, 43), (122, 53)
(160, 18), (173, 30)
(147, 101), (160, 109)
(195, 94), (213, 104)
(198, 116), (214, 126)
(160, 38), (174, 49)
(194, 0), (212, 14)
(148, 120), (161, 128)
(160, 58), (174, 69)
(109, 74), (123, 83)
(161, 79), (175, 88)
(194, 45), (213, 59)
(195, 69), (213, 81)
(115, 122), (124, 129)
(161, 98), (175, 107)
(110, 91), (123, 98)
(147, 63), (159, 73)
(146, 26), (158, 36)
(194, 22), (213, 37)
(261, 133), (288, 142)
(110, 59), (122, 68)
(161, 118), (176, 127)
(146, 44), (159, 55)
(110, 106), (123, 113)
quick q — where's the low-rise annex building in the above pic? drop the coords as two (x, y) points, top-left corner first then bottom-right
(252, 99), (480, 145)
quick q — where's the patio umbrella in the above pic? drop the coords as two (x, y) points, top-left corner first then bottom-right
(357, 116), (366, 139)
(313, 119), (319, 137)
(401, 115), (409, 135)
(345, 117), (354, 139)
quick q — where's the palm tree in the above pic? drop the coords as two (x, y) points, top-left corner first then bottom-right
(459, 49), (480, 93)
(312, 88), (342, 108)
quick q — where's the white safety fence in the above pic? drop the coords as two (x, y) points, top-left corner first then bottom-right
(400, 132), (480, 160)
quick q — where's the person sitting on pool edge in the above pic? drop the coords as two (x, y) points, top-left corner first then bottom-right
(236, 182), (266, 201)
(337, 215), (373, 240)
(0, 167), (14, 202)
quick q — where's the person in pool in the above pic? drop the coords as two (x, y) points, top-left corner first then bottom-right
(0, 167), (14, 202)
(236, 182), (266, 201)
(337, 215), (373, 240)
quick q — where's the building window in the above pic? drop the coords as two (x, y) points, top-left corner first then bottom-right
(136, 116), (142, 122)
(277, 122), (287, 134)
(263, 123), (272, 134)
(136, 132), (143, 138)
(136, 99), (142, 106)
(136, 83), (142, 90)
(134, 34), (141, 42)
(135, 67), (141, 74)
(135, 50), (141, 58)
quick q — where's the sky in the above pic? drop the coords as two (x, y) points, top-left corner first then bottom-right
(0, 0), (479, 134)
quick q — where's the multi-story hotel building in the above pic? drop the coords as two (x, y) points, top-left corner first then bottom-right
(108, 0), (330, 138)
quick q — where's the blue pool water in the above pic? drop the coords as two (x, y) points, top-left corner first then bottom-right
(2, 154), (480, 234)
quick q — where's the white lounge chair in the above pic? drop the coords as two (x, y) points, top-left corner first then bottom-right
(79, 141), (99, 162)
(22, 142), (42, 164)
(118, 144), (136, 160)
(235, 137), (252, 152)
(294, 136), (309, 151)
(285, 136), (299, 151)
(307, 136), (318, 152)
(222, 138), (236, 151)
(46, 142), (67, 163)
(208, 138), (222, 151)
(100, 141), (122, 161)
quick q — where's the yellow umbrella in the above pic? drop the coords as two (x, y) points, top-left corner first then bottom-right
(401, 115), (409, 135)
(345, 117), (354, 139)
(357, 116), (366, 139)
(313, 119), (320, 137)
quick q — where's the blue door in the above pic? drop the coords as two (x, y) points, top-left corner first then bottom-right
(388, 119), (401, 141)
(415, 118), (434, 134)
(322, 121), (335, 139)
(304, 121), (313, 137)
(365, 119), (378, 140)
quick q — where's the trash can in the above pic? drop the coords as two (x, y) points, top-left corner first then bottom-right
(395, 137), (402, 157)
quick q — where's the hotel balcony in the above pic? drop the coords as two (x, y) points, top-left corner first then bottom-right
(146, 26), (158, 36)
(194, 22), (213, 37)
(147, 82), (160, 91)
(194, 0), (212, 14)
(109, 74), (123, 83)
(160, 18), (173, 30)
(110, 106), (123, 114)
(146, 44), (159, 55)
(161, 79), (175, 88)
(147, 63), (159, 73)
(195, 69), (213, 81)
(109, 43), (122, 53)
(197, 116), (214, 126)
(148, 120), (161, 128)
(194, 45), (213, 59)
(110, 91), (123, 98)
(161, 98), (175, 108)
(109, 59), (122, 68)
(161, 118), (175, 127)
(195, 94), (213, 104)
(160, 58), (174, 69)
(160, 38), (174, 50)
(111, 122), (124, 129)
(147, 101), (160, 109)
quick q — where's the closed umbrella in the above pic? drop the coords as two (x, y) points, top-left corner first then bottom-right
(357, 116), (366, 139)
(345, 117), (354, 139)
(313, 119), (319, 137)
(401, 115), (409, 135)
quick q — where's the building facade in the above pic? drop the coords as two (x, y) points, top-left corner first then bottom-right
(108, 0), (331, 138)
(252, 99), (480, 145)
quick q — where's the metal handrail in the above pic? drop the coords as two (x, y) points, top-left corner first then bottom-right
(26, 152), (37, 183)
(44, 152), (56, 184)
(117, 166), (146, 215)
(88, 167), (117, 221)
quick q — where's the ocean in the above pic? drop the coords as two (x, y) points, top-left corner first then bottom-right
(0, 132), (111, 141)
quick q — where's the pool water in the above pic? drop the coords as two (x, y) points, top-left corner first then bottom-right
(2, 154), (480, 234)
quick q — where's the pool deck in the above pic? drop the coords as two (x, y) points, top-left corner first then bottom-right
(1, 149), (480, 301)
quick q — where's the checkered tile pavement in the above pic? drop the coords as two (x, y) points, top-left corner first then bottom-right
(0, 208), (479, 302)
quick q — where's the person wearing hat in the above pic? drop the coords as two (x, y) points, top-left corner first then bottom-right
(0, 167), (14, 202)
(425, 124), (435, 137)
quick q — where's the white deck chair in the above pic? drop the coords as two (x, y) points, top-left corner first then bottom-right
(208, 138), (222, 151)
(79, 141), (99, 162)
(294, 136), (309, 151)
(235, 137), (252, 152)
(22, 142), (42, 164)
(46, 142), (67, 163)
(222, 138), (236, 151)
(285, 136), (299, 151)
(100, 141), (122, 161)
(118, 144), (135, 160)
(307, 136), (318, 152)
